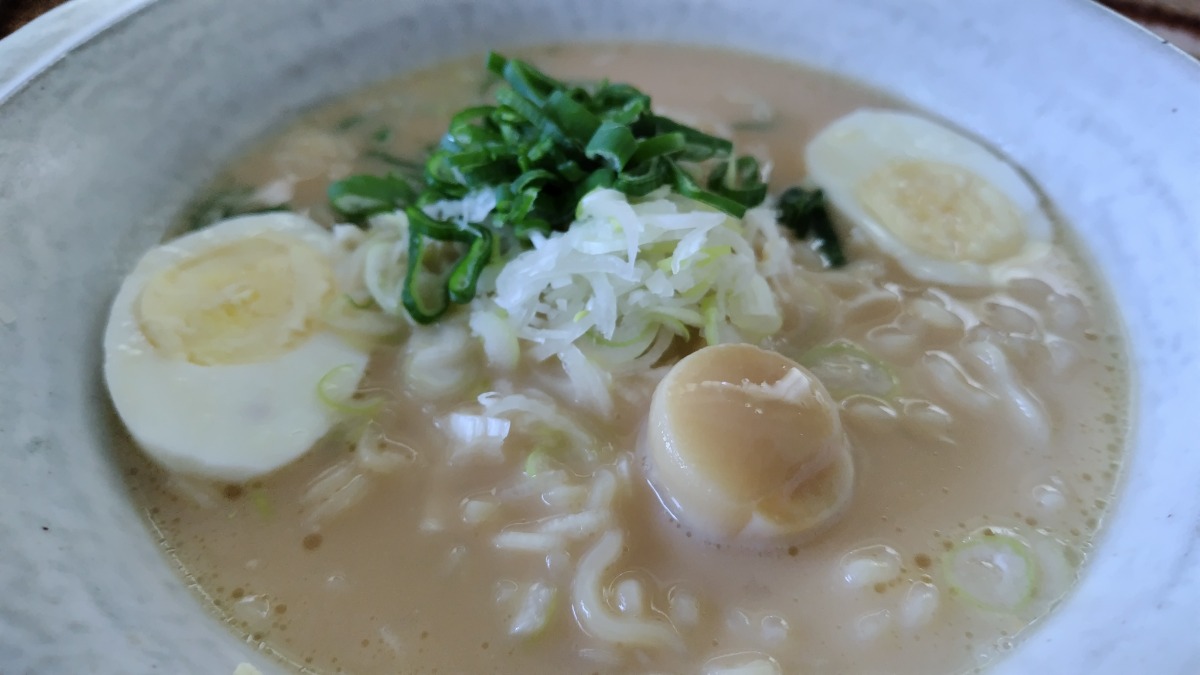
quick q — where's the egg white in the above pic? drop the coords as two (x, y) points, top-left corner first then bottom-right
(104, 212), (370, 482)
(805, 109), (1053, 286)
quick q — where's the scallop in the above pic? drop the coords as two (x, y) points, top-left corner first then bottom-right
(643, 343), (854, 543)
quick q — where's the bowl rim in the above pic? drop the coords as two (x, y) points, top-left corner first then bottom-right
(5, 0), (1200, 104)
(2, 1), (1200, 674)
(0, 0), (153, 103)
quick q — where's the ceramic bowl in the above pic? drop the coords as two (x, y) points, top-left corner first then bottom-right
(1, 0), (1198, 673)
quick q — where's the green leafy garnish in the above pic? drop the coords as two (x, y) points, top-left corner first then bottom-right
(250, 488), (273, 518)
(708, 156), (768, 208)
(400, 206), (495, 323)
(523, 449), (556, 477)
(335, 113), (365, 131)
(777, 186), (846, 267)
(326, 52), (771, 324)
(364, 150), (425, 176)
(943, 529), (1040, 612)
(800, 341), (898, 400)
(181, 187), (289, 233)
(317, 364), (384, 416)
(327, 174), (414, 219)
(729, 118), (776, 132)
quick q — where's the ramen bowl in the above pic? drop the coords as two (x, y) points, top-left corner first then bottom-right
(0, 0), (1197, 673)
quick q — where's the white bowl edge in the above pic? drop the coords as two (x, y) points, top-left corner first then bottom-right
(0, 0), (1198, 673)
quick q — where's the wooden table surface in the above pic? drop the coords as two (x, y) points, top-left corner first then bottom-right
(0, 0), (60, 36)
(2, 0), (1199, 53)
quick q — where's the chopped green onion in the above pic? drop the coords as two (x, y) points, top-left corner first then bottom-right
(364, 150), (425, 174)
(523, 449), (556, 477)
(250, 488), (273, 518)
(800, 341), (898, 400)
(543, 90), (603, 146)
(447, 228), (493, 304)
(707, 156), (768, 209)
(730, 118), (777, 132)
(335, 114), (364, 131)
(401, 227), (452, 324)
(668, 160), (747, 217)
(700, 295), (721, 345)
(328, 174), (415, 219)
(181, 187), (288, 233)
(587, 323), (658, 348)
(488, 53), (567, 107)
(943, 529), (1040, 613)
(777, 186), (846, 267)
(585, 121), (638, 171)
(343, 293), (375, 310)
(521, 424), (592, 475)
(401, 206), (495, 319)
(317, 364), (383, 416)
(612, 158), (667, 197)
(628, 131), (686, 165)
(651, 114), (732, 161)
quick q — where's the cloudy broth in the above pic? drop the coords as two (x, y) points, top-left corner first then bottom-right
(120, 44), (1130, 674)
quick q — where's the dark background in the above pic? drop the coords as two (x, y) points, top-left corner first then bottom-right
(2, 0), (1198, 52)
(1, 0), (57, 36)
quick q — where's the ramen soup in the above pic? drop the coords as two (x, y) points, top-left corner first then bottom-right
(106, 44), (1130, 675)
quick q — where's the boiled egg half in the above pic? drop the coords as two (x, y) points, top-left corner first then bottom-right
(104, 212), (371, 482)
(805, 109), (1053, 286)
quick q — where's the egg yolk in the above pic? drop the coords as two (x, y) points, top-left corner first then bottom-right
(857, 160), (1025, 264)
(645, 343), (855, 543)
(137, 233), (334, 365)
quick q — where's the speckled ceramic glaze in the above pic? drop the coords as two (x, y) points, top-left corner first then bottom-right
(0, 1), (1197, 673)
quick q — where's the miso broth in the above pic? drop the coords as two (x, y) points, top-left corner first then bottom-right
(117, 44), (1130, 674)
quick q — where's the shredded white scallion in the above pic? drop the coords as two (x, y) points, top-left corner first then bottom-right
(476, 188), (783, 369)
(355, 420), (416, 473)
(557, 345), (615, 417)
(357, 212), (410, 315)
(477, 391), (594, 455)
(470, 309), (520, 372)
(302, 460), (370, 526)
(404, 323), (482, 401)
(422, 188), (497, 226)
